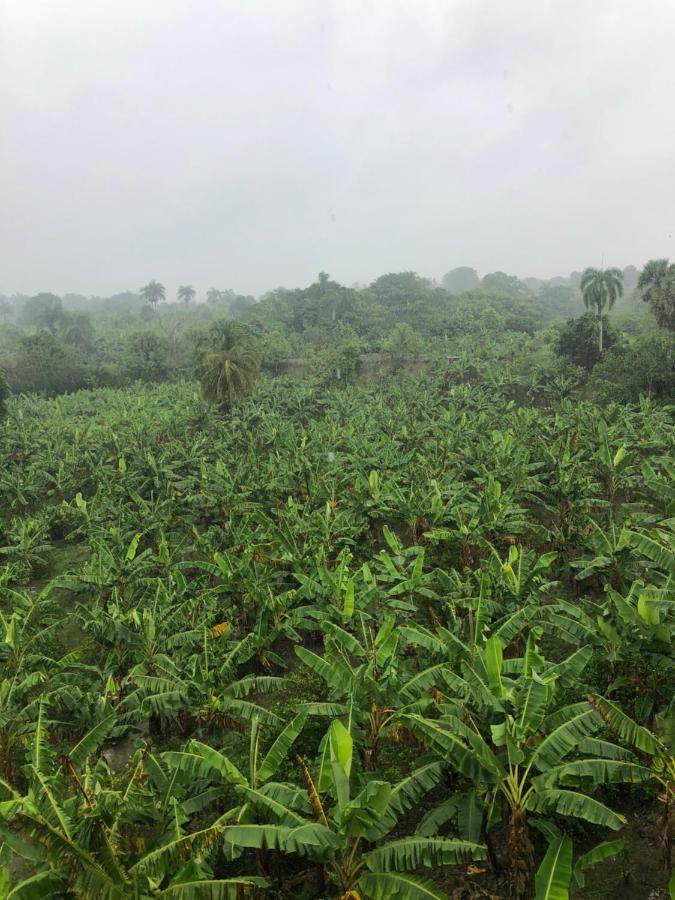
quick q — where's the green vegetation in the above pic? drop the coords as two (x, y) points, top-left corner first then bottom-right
(1, 262), (672, 403)
(196, 321), (261, 412)
(580, 268), (624, 353)
(0, 262), (673, 898)
(638, 260), (675, 331)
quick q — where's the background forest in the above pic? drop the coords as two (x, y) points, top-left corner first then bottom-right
(1, 262), (673, 405)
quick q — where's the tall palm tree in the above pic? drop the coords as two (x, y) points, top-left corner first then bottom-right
(197, 320), (261, 412)
(580, 267), (624, 352)
(139, 280), (166, 311)
(638, 258), (675, 331)
(206, 288), (225, 305)
(177, 284), (196, 305)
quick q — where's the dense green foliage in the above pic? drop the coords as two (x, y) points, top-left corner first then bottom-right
(638, 259), (675, 331)
(0, 365), (673, 897)
(554, 313), (619, 371)
(0, 261), (673, 896)
(197, 321), (262, 411)
(2, 262), (672, 406)
(580, 268), (624, 353)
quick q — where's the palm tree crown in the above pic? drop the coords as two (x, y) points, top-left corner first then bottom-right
(139, 280), (166, 308)
(580, 267), (623, 352)
(177, 284), (195, 305)
(197, 320), (261, 412)
(638, 258), (675, 331)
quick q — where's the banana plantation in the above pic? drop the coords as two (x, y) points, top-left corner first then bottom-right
(0, 374), (673, 899)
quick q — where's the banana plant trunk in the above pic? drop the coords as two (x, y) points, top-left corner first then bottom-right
(507, 807), (534, 900)
(663, 791), (673, 870)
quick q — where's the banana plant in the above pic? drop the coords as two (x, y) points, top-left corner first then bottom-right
(295, 614), (437, 769)
(163, 710), (310, 872)
(533, 833), (626, 900)
(125, 633), (285, 739)
(0, 515), (51, 582)
(482, 542), (558, 614)
(637, 457), (675, 520)
(368, 525), (439, 615)
(424, 476), (531, 568)
(404, 637), (644, 899)
(595, 582), (675, 721)
(627, 524), (675, 586)
(217, 718), (486, 898)
(592, 424), (635, 507)
(569, 517), (637, 590)
(77, 588), (197, 673)
(0, 728), (267, 899)
(589, 693), (675, 870)
(0, 586), (92, 782)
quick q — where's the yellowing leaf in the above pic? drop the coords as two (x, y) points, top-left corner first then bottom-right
(343, 579), (355, 621)
(612, 446), (627, 468)
(637, 594), (660, 626)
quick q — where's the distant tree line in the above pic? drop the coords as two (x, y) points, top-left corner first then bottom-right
(0, 260), (673, 408)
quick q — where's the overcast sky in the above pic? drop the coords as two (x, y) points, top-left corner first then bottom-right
(2, 0), (675, 299)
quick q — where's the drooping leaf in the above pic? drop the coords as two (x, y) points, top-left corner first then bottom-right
(358, 871), (448, 900)
(235, 786), (304, 826)
(416, 797), (462, 838)
(368, 762), (445, 840)
(157, 878), (270, 899)
(365, 837), (486, 872)
(534, 759), (651, 789)
(6, 870), (68, 900)
(295, 645), (353, 694)
(572, 840), (624, 888)
(457, 789), (483, 843)
(589, 695), (662, 755)
(401, 716), (502, 783)
(528, 789), (626, 830)
(164, 742), (246, 786)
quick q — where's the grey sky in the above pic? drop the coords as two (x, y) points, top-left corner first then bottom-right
(2, 0), (675, 300)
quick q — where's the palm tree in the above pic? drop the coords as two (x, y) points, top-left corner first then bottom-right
(206, 288), (225, 305)
(197, 321), (261, 412)
(637, 258), (675, 331)
(139, 280), (166, 311)
(177, 284), (196, 305)
(580, 267), (624, 352)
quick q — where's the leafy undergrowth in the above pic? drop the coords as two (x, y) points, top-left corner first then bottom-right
(0, 376), (673, 898)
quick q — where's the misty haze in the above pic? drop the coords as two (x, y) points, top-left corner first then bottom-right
(0, 3), (674, 899)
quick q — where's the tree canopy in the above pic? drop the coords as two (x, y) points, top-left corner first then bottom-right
(638, 258), (675, 331)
